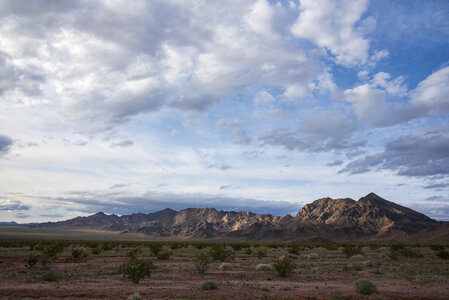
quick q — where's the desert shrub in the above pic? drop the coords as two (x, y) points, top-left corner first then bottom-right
(230, 243), (242, 251)
(343, 245), (363, 258)
(194, 252), (212, 274)
(323, 244), (338, 251)
(208, 245), (234, 262)
(219, 263), (232, 271)
(101, 242), (113, 251)
(200, 280), (218, 290)
(71, 248), (88, 262)
(255, 263), (273, 271)
(352, 264), (363, 271)
(127, 247), (143, 260)
(364, 260), (375, 267)
(92, 247), (101, 255)
(368, 243), (380, 250)
(388, 252), (398, 260)
(149, 243), (162, 256)
(354, 278), (378, 295)
(351, 254), (365, 260)
(25, 254), (39, 267)
(438, 250), (449, 260)
(254, 247), (267, 258)
(42, 271), (60, 282)
(390, 243), (404, 252)
(156, 250), (173, 260)
(400, 247), (423, 258)
(429, 244), (445, 251)
(287, 245), (301, 255)
(244, 247), (253, 255)
(119, 259), (157, 284)
(273, 256), (296, 277)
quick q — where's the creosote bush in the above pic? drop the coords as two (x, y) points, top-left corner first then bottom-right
(25, 254), (39, 267)
(342, 245), (363, 258)
(156, 250), (173, 260)
(354, 278), (378, 295)
(42, 270), (60, 282)
(438, 250), (449, 260)
(119, 259), (157, 284)
(194, 252), (212, 274)
(208, 245), (235, 262)
(273, 256), (296, 277)
(254, 247), (267, 258)
(71, 248), (88, 262)
(200, 280), (218, 290)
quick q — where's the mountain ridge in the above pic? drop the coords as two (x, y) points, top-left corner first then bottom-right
(31, 193), (446, 242)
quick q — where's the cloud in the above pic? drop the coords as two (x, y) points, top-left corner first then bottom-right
(15, 213), (30, 219)
(183, 119), (202, 129)
(424, 182), (449, 190)
(232, 129), (252, 145)
(0, 135), (13, 156)
(291, 0), (370, 65)
(340, 132), (449, 178)
(253, 90), (275, 106)
(215, 118), (244, 128)
(40, 190), (300, 216)
(327, 160), (344, 167)
(259, 110), (363, 153)
(0, 200), (30, 211)
(110, 183), (132, 189)
(111, 140), (133, 148)
(219, 185), (232, 190)
(0, 0), (330, 131)
(208, 164), (232, 171)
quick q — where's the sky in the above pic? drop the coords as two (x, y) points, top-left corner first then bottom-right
(0, 0), (448, 222)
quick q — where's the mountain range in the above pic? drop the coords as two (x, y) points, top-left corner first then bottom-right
(32, 193), (448, 242)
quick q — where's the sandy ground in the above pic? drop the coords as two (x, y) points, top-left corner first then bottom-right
(1, 246), (449, 299)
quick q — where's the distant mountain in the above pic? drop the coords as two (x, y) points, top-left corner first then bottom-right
(0, 221), (18, 225)
(31, 193), (446, 242)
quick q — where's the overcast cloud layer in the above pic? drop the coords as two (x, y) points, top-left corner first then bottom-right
(0, 0), (448, 222)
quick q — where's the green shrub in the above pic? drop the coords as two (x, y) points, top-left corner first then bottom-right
(438, 250), (449, 260)
(254, 247), (267, 258)
(194, 252), (212, 274)
(71, 248), (88, 262)
(42, 271), (60, 282)
(287, 245), (301, 255)
(92, 248), (101, 255)
(400, 247), (423, 258)
(156, 250), (173, 260)
(364, 260), (375, 267)
(244, 247), (253, 255)
(208, 245), (234, 262)
(119, 259), (157, 284)
(342, 245), (363, 258)
(25, 254), (39, 267)
(354, 278), (378, 295)
(149, 243), (162, 256)
(273, 256), (296, 277)
(126, 247), (143, 260)
(200, 280), (218, 290)
(352, 264), (363, 271)
(429, 244), (445, 252)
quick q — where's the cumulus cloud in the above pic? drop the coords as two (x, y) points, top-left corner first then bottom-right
(0, 135), (13, 156)
(0, 0), (334, 131)
(341, 133), (449, 178)
(0, 199), (30, 211)
(259, 110), (363, 153)
(232, 129), (252, 145)
(291, 0), (370, 65)
(253, 90), (275, 106)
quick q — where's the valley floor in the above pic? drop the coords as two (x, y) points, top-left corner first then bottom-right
(0, 241), (449, 299)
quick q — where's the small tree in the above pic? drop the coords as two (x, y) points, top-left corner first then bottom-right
(208, 244), (235, 262)
(119, 259), (157, 284)
(273, 256), (296, 277)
